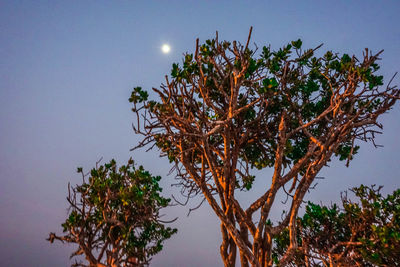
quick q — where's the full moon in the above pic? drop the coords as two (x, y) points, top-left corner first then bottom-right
(161, 44), (171, 54)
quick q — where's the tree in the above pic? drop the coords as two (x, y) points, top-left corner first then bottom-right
(272, 185), (400, 266)
(130, 27), (399, 266)
(48, 159), (177, 267)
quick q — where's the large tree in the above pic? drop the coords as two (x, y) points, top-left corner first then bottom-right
(129, 28), (399, 266)
(48, 159), (177, 267)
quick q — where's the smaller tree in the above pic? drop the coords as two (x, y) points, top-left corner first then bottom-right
(48, 158), (177, 267)
(272, 185), (400, 266)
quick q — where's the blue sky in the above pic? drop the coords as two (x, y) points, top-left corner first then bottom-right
(1, 1), (399, 266)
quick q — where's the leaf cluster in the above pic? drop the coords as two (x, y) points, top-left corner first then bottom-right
(272, 185), (400, 266)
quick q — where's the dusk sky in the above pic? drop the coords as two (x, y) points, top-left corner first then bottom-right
(1, 1), (399, 266)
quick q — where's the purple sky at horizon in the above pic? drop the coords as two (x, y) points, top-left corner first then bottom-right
(1, 1), (399, 266)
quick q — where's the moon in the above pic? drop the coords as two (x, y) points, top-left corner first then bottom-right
(161, 44), (171, 54)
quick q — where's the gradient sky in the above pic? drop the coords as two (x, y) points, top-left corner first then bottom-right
(1, 1), (399, 266)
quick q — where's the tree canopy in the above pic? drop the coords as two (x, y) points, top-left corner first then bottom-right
(130, 28), (399, 267)
(273, 185), (400, 266)
(48, 159), (177, 267)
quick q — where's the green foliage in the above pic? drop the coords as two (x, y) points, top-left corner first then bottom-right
(291, 39), (302, 49)
(129, 87), (149, 105)
(50, 159), (177, 266)
(272, 185), (400, 266)
(242, 175), (255, 190)
(131, 38), (387, 191)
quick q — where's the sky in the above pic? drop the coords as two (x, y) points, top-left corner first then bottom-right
(0, 1), (399, 266)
